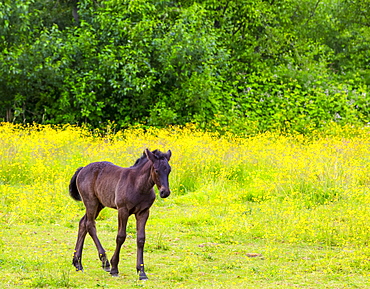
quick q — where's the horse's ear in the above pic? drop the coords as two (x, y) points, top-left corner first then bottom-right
(145, 149), (156, 163)
(165, 150), (172, 161)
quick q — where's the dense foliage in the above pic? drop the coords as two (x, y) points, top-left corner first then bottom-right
(1, 0), (369, 133)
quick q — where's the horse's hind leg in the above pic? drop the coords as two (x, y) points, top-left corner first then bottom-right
(73, 214), (88, 271)
(73, 204), (110, 272)
(86, 203), (110, 272)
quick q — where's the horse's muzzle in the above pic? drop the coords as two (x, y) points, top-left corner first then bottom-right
(159, 188), (170, 198)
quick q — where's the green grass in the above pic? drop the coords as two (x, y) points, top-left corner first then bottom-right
(0, 203), (369, 289)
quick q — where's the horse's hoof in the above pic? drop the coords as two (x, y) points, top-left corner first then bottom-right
(110, 272), (119, 277)
(139, 273), (148, 281)
(100, 254), (111, 272)
(75, 268), (84, 272)
(102, 261), (111, 272)
(74, 264), (84, 272)
(72, 256), (83, 272)
(103, 266), (111, 272)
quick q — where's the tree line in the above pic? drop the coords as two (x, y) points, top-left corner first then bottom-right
(1, 0), (369, 133)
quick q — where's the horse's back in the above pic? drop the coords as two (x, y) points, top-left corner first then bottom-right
(77, 161), (126, 208)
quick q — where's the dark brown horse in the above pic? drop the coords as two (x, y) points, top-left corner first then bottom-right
(69, 149), (172, 280)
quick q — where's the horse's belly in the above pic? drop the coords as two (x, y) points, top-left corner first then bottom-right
(96, 190), (117, 209)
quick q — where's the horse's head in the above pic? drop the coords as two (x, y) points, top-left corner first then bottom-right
(145, 149), (172, 198)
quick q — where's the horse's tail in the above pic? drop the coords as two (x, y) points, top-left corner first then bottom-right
(69, 167), (84, 201)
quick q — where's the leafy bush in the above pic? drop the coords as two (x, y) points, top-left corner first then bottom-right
(0, 0), (369, 134)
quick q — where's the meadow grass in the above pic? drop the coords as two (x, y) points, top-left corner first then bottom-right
(0, 122), (370, 288)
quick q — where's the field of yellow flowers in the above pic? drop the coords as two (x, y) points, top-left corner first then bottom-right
(0, 122), (370, 288)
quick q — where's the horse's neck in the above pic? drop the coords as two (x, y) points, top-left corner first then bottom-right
(134, 161), (155, 193)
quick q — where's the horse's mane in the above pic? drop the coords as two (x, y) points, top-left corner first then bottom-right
(131, 149), (167, 167)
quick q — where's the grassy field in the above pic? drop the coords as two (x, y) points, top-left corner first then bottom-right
(0, 123), (370, 288)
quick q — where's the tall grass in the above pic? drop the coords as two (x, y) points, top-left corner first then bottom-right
(1, 122), (370, 287)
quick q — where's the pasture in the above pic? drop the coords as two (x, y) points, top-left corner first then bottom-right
(0, 123), (370, 288)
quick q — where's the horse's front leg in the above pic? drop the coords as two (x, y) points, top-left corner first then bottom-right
(135, 209), (150, 280)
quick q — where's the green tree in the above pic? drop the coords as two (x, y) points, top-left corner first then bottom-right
(1, 0), (369, 132)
